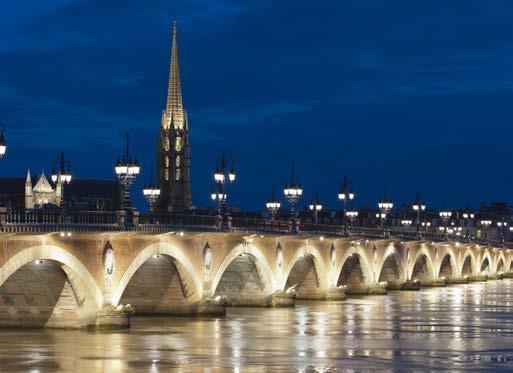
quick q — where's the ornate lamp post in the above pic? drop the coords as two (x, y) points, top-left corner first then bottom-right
(309, 193), (323, 225)
(115, 134), (140, 211)
(412, 192), (426, 239)
(142, 167), (161, 212)
(480, 219), (492, 242)
(0, 123), (6, 157)
(345, 210), (358, 228)
(377, 185), (393, 236)
(462, 208), (475, 240)
(497, 220), (508, 242)
(265, 185), (281, 221)
(211, 152), (235, 230)
(51, 152), (72, 207)
(283, 165), (302, 234)
(338, 176), (355, 236)
(421, 221), (431, 232)
(438, 199), (452, 240)
(401, 219), (412, 228)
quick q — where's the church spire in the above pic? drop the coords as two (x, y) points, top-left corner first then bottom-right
(165, 18), (184, 129)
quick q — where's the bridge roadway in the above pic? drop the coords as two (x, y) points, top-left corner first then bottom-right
(0, 209), (511, 328)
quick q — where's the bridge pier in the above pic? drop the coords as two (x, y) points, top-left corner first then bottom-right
(270, 290), (296, 307)
(502, 272), (513, 279)
(326, 287), (347, 301)
(420, 278), (447, 287)
(446, 276), (469, 285)
(468, 274), (488, 282)
(346, 283), (387, 296)
(487, 273), (503, 280)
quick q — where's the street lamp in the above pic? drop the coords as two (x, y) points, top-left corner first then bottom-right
(338, 176), (356, 236)
(309, 193), (323, 225)
(345, 210), (358, 228)
(480, 219), (492, 242)
(51, 152), (72, 207)
(51, 152), (72, 184)
(265, 185), (281, 221)
(115, 134), (140, 211)
(0, 123), (6, 157)
(142, 167), (160, 212)
(284, 164), (302, 234)
(421, 221), (431, 232)
(439, 200), (452, 239)
(412, 192), (426, 239)
(497, 220), (508, 242)
(211, 152), (235, 229)
(462, 207), (475, 240)
(401, 219), (412, 228)
(377, 185), (393, 236)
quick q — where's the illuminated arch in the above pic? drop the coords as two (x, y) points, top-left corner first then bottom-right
(335, 245), (374, 286)
(376, 246), (407, 283)
(112, 242), (202, 306)
(408, 247), (435, 280)
(0, 245), (103, 310)
(435, 248), (458, 278)
(280, 245), (329, 296)
(210, 243), (276, 297)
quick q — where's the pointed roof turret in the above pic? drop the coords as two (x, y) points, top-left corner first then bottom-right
(25, 170), (32, 183)
(165, 18), (184, 129)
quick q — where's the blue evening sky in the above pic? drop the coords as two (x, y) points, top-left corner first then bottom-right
(1, 0), (512, 211)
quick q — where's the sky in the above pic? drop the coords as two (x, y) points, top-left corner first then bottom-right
(1, 0), (512, 211)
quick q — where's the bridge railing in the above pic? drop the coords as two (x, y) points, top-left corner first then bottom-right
(1, 208), (513, 248)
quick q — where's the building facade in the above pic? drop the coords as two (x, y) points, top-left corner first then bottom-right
(156, 20), (192, 212)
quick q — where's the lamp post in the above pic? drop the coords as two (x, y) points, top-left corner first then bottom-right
(377, 185), (393, 237)
(51, 152), (72, 207)
(283, 165), (302, 234)
(462, 208), (475, 240)
(142, 167), (161, 212)
(421, 221), (431, 232)
(309, 193), (323, 226)
(412, 192), (426, 239)
(211, 152), (235, 230)
(115, 134), (140, 211)
(439, 210), (452, 240)
(0, 123), (6, 157)
(338, 176), (355, 236)
(265, 185), (281, 221)
(345, 210), (358, 229)
(497, 220), (508, 242)
(480, 219), (492, 242)
(401, 219), (412, 228)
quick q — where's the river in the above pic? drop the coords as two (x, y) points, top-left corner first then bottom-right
(1, 279), (513, 372)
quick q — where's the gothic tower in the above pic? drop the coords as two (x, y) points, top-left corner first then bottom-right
(157, 19), (192, 212)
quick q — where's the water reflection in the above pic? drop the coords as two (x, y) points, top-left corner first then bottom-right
(2, 280), (513, 370)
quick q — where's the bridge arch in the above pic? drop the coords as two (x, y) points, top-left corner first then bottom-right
(281, 245), (328, 299)
(460, 250), (476, 276)
(496, 254), (506, 273)
(0, 245), (102, 327)
(377, 246), (406, 285)
(480, 251), (493, 274)
(112, 242), (202, 310)
(211, 243), (275, 306)
(436, 249), (458, 279)
(409, 247), (435, 281)
(336, 247), (373, 289)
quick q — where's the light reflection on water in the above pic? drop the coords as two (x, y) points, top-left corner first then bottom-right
(2, 280), (513, 371)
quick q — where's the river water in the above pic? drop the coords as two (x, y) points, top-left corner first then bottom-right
(1, 280), (513, 372)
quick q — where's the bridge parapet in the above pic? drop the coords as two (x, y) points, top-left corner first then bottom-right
(1, 208), (513, 249)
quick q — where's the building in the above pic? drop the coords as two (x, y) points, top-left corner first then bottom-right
(156, 19), (192, 212)
(0, 170), (120, 211)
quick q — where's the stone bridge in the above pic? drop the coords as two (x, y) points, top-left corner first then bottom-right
(0, 230), (511, 328)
